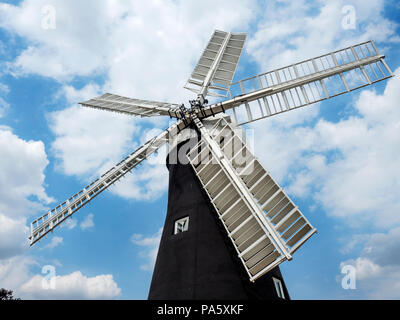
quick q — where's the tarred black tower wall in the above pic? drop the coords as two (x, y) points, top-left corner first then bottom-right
(148, 141), (290, 300)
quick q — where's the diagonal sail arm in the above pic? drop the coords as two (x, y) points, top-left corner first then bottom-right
(184, 30), (247, 98)
(188, 116), (316, 281)
(80, 93), (181, 118)
(29, 120), (187, 246)
(198, 40), (393, 125)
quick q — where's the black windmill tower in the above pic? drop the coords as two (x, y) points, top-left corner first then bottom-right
(28, 30), (393, 300)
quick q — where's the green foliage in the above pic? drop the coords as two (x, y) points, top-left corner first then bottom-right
(0, 288), (20, 300)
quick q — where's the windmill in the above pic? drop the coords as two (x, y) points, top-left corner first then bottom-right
(29, 30), (393, 300)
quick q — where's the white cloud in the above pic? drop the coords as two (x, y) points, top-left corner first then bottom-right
(109, 160), (168, 201)
(340, 227), (400, 299)
(0, 256), (37, 293)
(47, 102), (171, 202)
(341, 257), (382, 280)
(0, 0), (112, 80)
(0, 127), (53, 218)
(0, 214), (29, 259)
(59, 83), (102, 105)
(0, 0), (257, 205)
(0, 125), (57, 296)
(0, 127), (53, 263)
(0, 256), (121, 300)
(358, 227), (400, 267)
(80, 213), (94, 230)
(48, 105), (139, 177)
(19, 270), (121, 299)
(62, 218), (77, 230)
(339, 233), (370, 255)
(246, 0), (399, 72)
(0, 0), (255, 100)
(131, 228), (162, 271)
(250, 105), (321, 182)
(251, 68), (400, 228)
(43, 236), (63, 249)
(0, 83), (9, 94)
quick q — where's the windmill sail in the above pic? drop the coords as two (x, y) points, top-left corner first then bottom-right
(184, 30), (247, 97)
(80, 93), (179, 118)
(29, 120), (187, 246)
(188, 117), (316, 281)
(198, 40), (393, 124)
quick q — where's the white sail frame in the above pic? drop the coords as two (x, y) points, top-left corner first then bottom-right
(188, 116), (316, 281)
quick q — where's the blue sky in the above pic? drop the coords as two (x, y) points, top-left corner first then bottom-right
(0, 0), (399, 299)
